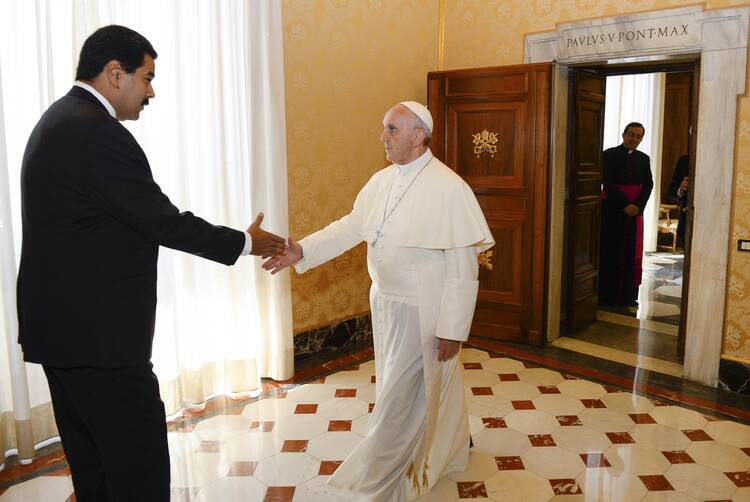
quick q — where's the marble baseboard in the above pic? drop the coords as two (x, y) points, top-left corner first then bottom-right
(294, 314), (373, 366)
(719, 359), (750, 395)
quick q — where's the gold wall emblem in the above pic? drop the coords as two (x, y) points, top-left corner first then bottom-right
(472, 129), (499, 158)
(478, 250), (493, 271)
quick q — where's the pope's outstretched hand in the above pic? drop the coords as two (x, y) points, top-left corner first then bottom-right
(262, 237), (302, 274)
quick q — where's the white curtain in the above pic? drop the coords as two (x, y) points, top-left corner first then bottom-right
(0, 0), (292, 467)
(603, 73), (666, 253)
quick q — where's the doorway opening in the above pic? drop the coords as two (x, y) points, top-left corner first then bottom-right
(555, 59), (699, 377)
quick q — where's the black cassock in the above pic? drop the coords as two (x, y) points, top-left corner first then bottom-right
(598, 144), (654, 306)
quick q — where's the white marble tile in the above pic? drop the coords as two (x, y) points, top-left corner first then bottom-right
(461, 369), (501, 387)
(490, 381), (541, 401)
(169, 437), (227, 488)
(484, 470), (556, 502)
(351, 413), (370, 437)
(733, 487), (750, 502)
(272, 413), (329, 440)
(459, 349), (490, 363)
(687, 440), (750, 472)
(597, 310), (679, 336)
(641, 492), (700, 502)
(479, 357), (525, 374)
(522, 446), (585, 479)
(628, 424), (690, 451)
(664, 463), (738, 501)
(504, 410), (560, 435)
(604, 443), (670, 475)
(472, 427), (532, 457)
(306, 431), (362, 461)
(532, 394), (584, 416)
(705, 420), (750, 448)
(0, 476), (73, 502)
(517, 368), (564, 386)
(578, 409), (635, 433)
(642, 263), (663, 271)
(222, 431), (283, 462)
(557, 379), (607, 399)
(315, 398), (369, 420)
(551, 426), (612, 454)
(649, 406), (708, 430)
(323, 369), (373, 388)
(576, 468), (648, 502)
(253, 452), (320, 486)
(414, 477), (461, 502)
(191, 415), (253, 442)
(645, 302), (681, 318)
(241, 397), (297, 421)
(600, 393), (654, 415)
(194, 476), (266, 502)
(284, 384), (338, 404)
(466, 395), (513, 418)
(652, 285), (683, 298)
(355, 384), (377, 404)
(469, 414), (485, 436)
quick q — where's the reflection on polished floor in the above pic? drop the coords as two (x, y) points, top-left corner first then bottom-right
(2, 339), (750, 501)
(555, 253), (685, 377)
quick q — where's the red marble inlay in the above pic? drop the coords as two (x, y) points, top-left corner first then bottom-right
(580, 453), (610, 468)
(581, 399), (606, 408)
(319, 460), (343, 475)
(456, 481), (488, 498)
(529, 434), (556, 447)
(335, 389), (357, 398)
(703, 414), (721, 422)
(639, 475), (674, 491)
(726, 471), (750, 487)
(64, 493), (76, 502)
(294, 404), (319, 414)
(227, 461), (258, 476)
(522, 361), (540, 369)
(682, 429), (713, 441)
(629, 413), (657, 424)
(742, 447), (750, 458)
(661, 450), (695, 464)
(464, 362), (483, 370)
(481, 417), (507, 428)
(604, 385), (621, 393)
(250, 421), (275, 432)
(549, 479), (583, 495)
(371, 375), (376, 384)
(556, 415), (583, 426)
(511, 400), (535, 410)
(562, 374), (579, 380)
(49, 465), (72, 477)
(0, 450), (68, 484)
(606, 432), (636, 444)
(538, 385), (561, 394)
(495, 456), (524, 470)
(498, 373), (520, 382)
(368, 402), (375, 413)
(471, 387), (494, 396)
(264, 486), (295, 502)
(309, 377), (327, 384)
(198, 440), (222, 453)
(281, 440), (308, 453)
(650, 398), (670, 407)
(328, 420), (352, 432)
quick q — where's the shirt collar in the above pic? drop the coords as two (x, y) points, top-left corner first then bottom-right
(396, 148), (433, 174)
(74, 81), (117, 119)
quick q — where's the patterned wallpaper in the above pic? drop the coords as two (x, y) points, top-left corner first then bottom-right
(281, 0), (750, 362)
(281, 0), (439, 332)
(441, 0), (750, 360)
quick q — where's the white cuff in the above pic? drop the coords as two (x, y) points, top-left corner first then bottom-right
(241, 231), (253, 256)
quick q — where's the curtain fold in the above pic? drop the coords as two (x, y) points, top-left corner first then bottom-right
(0, 0), (292, 467)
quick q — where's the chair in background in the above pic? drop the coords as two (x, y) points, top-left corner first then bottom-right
(657, 203), (679, 253)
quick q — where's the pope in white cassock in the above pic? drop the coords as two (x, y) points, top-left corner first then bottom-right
(263, 101), (494, 501)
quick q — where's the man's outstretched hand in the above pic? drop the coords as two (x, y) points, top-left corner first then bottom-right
(248, 212), (287, 258)
(262, 237), (303, 274)
(437, 338), (462, 362)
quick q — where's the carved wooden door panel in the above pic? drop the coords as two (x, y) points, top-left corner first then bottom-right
(428, 63), (552, 344)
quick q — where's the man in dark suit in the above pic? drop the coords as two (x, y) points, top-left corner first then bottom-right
(598, 122), (654, 308)
(669, 154), (689, 245)
(16, 25), (286, 501)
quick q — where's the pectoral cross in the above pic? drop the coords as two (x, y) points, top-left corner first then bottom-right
(371, 227), (385, 247)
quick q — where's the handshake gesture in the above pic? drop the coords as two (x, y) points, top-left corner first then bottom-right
(246, 212), (302, 273)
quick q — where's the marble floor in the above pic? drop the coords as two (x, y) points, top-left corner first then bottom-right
(2, 343), (750, 501)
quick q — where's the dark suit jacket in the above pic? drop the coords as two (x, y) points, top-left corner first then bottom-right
(669, 154), (689, 239)
(17, 86), (246, 368)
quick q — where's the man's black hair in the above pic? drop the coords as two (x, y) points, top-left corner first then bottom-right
(75, 25), (157, 81)
(623, 122), (645, 136)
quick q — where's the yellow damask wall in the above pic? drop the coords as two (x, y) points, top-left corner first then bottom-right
(282, 0), (750, 362)
(281, 0), (439, 332)
(441, 0), (750, 361)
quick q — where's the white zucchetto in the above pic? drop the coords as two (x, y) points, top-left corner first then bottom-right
(399, 101), (433, 134)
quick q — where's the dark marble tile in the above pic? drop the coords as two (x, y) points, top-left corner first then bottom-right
(719, 359), (750, 395)
(293, 314), (373, 365)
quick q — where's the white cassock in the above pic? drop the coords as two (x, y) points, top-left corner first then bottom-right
(294, 149), (494, 501)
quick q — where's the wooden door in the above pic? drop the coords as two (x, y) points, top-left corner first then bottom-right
(428, 63), (551, 345)
(565, 70), (606, 333)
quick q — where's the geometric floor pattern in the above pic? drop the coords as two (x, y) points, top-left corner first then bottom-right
(3, 347), (750, 501)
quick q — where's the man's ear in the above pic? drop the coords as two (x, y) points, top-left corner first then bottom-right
(103, 60), (123, 88)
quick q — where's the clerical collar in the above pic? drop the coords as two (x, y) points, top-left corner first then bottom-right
(396, 149), (433, 174)
(74, 81), (117, 119)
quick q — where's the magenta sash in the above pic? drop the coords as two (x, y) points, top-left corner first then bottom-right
(614, 184), (643, 287)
